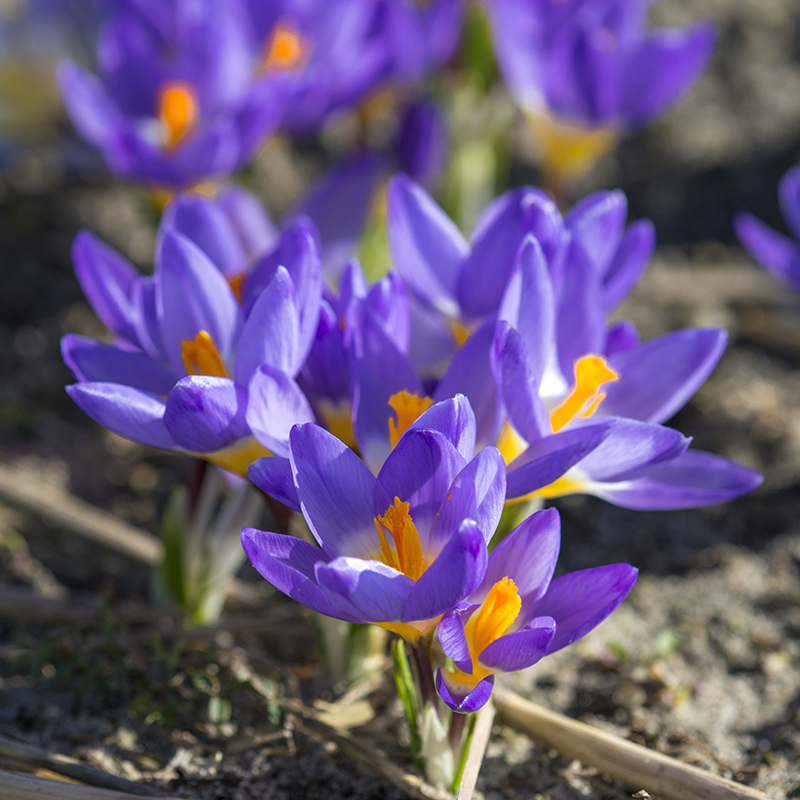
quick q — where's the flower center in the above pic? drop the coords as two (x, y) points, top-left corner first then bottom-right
(549, 354), (618, 432)
(447, 577), (521, 687)
(261, 23), (306, 72)
(448, 318), (472, 347)
(181, 331), (229, 378)
(388, 391), (433, 449)
(318, 399), (356, 450)
(227, 273), (246, 304)
(374, 497), (425, 581)
(158, 82), (199, 150)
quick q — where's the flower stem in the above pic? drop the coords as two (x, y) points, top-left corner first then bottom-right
(449, 709), (467, 754)
(409, 634), (439, 713)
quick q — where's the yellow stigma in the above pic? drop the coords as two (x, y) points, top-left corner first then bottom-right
(549, 355), (618, 433)
(496, 421), (528, 466)
(262, 23), (306, 71)
(388, 391), (433, 449)
(227, 273), (245, 304)
(447, 577), (521, 687)
(158, 82), (199, 150)
(181, 331), (229, 378)
(374, 497), (425, 581)
(448, 318), (472, 347)
(528, 111), (617, 187)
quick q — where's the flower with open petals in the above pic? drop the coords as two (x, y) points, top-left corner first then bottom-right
(486, 0), (716, 181)
(244, 396), (505, 639)
(436, 507), (637, 712)
(62, 211), (322, 473)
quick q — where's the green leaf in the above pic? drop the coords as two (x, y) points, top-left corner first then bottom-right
(392, 638), (424, 771)
(159, 486), (188, 608)
(451, 713), (477, 794)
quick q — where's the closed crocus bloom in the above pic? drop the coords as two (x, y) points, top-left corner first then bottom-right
(62, 209), (323, 473)
(735, 165), (800, 293)
(486, 0), (716, 183)
(436, 507), (637, 712)
(243, 396), (506, 640)
(58, 0), (291, 188)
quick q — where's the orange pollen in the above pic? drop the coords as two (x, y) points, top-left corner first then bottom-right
(262, 23), (306, 72)
(448, 318), (473, 347)
(549, 354), (618, 433)
(388, 391), (434, 449)
(374, 497), (425, 581)
(158, 82), (199, 150)
(181, 331), (229, 378)
(465, 577), (521, 659)
(227, 273), (245, 304)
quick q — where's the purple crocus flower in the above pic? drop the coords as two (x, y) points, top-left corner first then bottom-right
(58, 0), (290, 188)
(243, 396), (505, 640)
(492, 234), (762, 508)
(735, 165), (800, 293)
(486, 0), (716, 180)
(61, 209), (322, 473)
(436, 507), (637, 712)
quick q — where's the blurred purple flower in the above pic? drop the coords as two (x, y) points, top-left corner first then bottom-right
(436, 507), (637, 712)
(735, 165), (800, 293)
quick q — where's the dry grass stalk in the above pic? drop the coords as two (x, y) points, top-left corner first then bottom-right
(493, 687), (768, 800)
(456, 700), (495, 800)
(0, 769), (184, 800)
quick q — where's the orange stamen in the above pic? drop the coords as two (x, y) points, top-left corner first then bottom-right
(181, 331), (229, 378)
(549, 355), (618, 432)
(388, 391), (433, 449)
(465, 577), (521, 659)
(374, 497), (425, 581)
(227, 273), (245, 304)
(158, 82), (199, 150)
(262, 23), (306, 72)
(448, 318), (472, 347)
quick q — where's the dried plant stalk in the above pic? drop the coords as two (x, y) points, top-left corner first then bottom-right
(493, 687), (767, 800)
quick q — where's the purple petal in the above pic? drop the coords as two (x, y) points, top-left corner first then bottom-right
(532, 564), (638, 653)
(576, 418), (690, 483)
(234, 266), (301, 385)
(248, 456), (300, 511)
(605, 320), (641, 357)
(407, 395), (477, 462)
(779, 165), (800, 241)
(387, 173), (467, 316)
(66, 382), (174, 450)
(555, 240), (606, 381)
(161, 194), (246, 278)
(402, 520), (488, 622)
(71, 231), (140, 346)
(493, 324), (551, 444)
(157, 231), (243, 375)
(477, 508), (561, 621)
(164, 376), (249, 452)
(621, 22), (716, 127)
(241, 528), (355, 621)
(352, 307), (424, 472)
(437, 609), (473, 673)
(436, 670), (495, 713)
(61, 334), (174, 395)
(595, 450), (763, 510)
(57, 60), (122, 147)
(505, 421), (614, 500)
(378, 429), (466, 540)
(289, 423), (391, 558)
(246, 365), (315, 458)
(289, 152), (384, 280)
(498, 234), (556, 380)
(218, 185), (279, 262)
(428, 447), (507, 551)
(602, 220), (655, 310)
(565, 190), (628, 279)
(602, 328), (727, 424)
(315, 556), (414, 623)
(366, 271), (411, 355)
(479, 617), (556, 672)
(735, 212), (800, 289)
(434, 319), (502, 449)
(458, 187), (565, 319)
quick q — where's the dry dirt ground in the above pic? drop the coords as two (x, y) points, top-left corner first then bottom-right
(1, 0), (800, 798)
